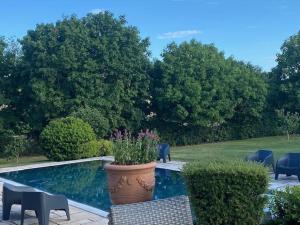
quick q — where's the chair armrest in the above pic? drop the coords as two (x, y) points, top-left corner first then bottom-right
(263, 154), (273, 165)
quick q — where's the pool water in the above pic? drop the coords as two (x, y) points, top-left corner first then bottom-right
(0, 160), (187, 211)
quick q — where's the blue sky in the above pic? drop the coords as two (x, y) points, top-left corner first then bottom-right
(1, 0), (300, 71)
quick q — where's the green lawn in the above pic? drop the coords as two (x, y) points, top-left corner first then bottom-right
(1, 135), (300, 168)
(0, 155), (48, 168)
(172, 135), (300, 163)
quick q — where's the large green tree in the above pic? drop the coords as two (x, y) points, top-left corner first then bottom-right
(226, 59), (267, 125)
(0, 37), (22, 132)
(14, 12), (151, 134)
(151, 40), (267, 139)
(269, 31), (300, 112)
(152, 40), (235, 128)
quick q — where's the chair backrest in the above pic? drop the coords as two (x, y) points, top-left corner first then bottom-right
(109, 195), (193, 225)
(158, 143), (170, 151)
(257, 149), (273, 159)
(286, 153), (300, 167)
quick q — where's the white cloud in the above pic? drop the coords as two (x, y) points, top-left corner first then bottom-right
(90, 8), (105, 14)
(157, 30), (201, 40)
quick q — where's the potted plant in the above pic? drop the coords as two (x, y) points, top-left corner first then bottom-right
(105, 129), (159, 205)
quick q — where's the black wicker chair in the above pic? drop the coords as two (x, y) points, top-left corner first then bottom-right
(20, 191), (70, 225)
(275, 153), (300, 182)
(246, 149), (274, 171)
(2, 183), (36, 220)
(108, 195), (193, 225)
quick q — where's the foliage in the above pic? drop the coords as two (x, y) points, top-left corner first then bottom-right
(151, 40), (268, 144)
(2, 14), (300, 148)
(151, 40), (236, 128)
(71, 107), (109, 138)
(78, 139), (113, 158)
(0, 128), (14, 156)
(111, 129), (159, 165)
(12, 12), (151, 134)
(276, 109), (300, 140)
(269, 31), (300, 113)
(183, 161), (269, 225)
(3, 135), (28, 163)
(40, 117), (96, 161)
(0, 37), (20, 107)
(0, 37), (24, 136)
(226, 59), (268, 132)
(78, 141), (101, 158)
(269, 186), (300, 224)
(98, 139), (113, 156)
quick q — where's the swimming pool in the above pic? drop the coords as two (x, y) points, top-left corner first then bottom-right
(0, 160), (187, 212)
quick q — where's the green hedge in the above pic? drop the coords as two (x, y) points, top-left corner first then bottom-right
(40, 117), (96, 161)
(183, 161), (269, 225)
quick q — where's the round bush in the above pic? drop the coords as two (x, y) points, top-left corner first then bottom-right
(40, 117), (96, 161)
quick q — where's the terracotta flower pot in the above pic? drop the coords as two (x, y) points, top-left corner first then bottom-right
(105, 162), (156, 205)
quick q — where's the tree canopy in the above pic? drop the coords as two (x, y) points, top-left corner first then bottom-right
(12, 12), (151, 134)
(151, 40), (267, 131)
(0, 12), (299, 146)
(270, 31), (300, 112)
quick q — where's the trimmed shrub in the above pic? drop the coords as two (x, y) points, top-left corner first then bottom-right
(40, 117), (96, 161)
(98, 139), (113, 156)
(78, 140), (101, 158)
(78, 139), (113, 158)
(269, 186), (300, 224)
(183, 161), (269, 225)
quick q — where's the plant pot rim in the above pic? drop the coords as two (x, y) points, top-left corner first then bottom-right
(104, 161), (156, 171)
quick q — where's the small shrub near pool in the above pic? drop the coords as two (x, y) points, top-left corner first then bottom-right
(40, 117), (96, 161)
(78, 139), (113, 158)
(183, 161), (269, 225)
(266, 186), (300, 225)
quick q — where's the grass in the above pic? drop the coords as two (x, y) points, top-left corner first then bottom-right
(172, 135), (300, 163)
(1, 135), (300, 168)
(0, 155), (48, 168)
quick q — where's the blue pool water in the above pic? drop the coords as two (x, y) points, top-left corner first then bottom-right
(0, 160), (187, 211)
